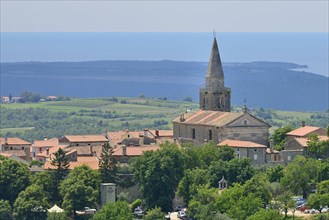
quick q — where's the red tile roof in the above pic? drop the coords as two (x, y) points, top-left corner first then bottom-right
(173, 110), (245, 127)
(62, 135), (108, 143)
(294, 136), (329, 147)
(113, 145), (160, 156)
(0, 137), (31, 145)
(32, 138), (59, 148)
(218, 139), (267, 148)
(286, 126), (323, 137)
(44, 156), (99, 170)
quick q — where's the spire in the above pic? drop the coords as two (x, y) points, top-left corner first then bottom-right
(206, 37), (224, 78)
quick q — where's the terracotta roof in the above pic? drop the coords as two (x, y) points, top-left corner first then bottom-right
(32, 138), (59, 148)
(287, 126), (323, 137)
(148, 130), (173, 137)
(44, 156), (99, 170)
(113, 145), (160, 156)
(0, 137), (31, 145)
(36, 145), (65, 158)
(294, 136), (329, 147)
(218, 139), (267, 148)
(1, 150), (26, 157)
(173, 110), (244, 127)
(107, 131), (142, 145)
(62, 135), (108, 143)
(0, 152), (13, 157)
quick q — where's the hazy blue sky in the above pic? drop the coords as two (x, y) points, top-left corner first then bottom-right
(1, 1), (328, 32)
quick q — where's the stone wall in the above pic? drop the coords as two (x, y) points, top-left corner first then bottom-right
(219, 127), (269, 146)
(234, 147), (267, 166)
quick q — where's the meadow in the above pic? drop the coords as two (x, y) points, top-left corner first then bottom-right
(0, 97), (327, 142)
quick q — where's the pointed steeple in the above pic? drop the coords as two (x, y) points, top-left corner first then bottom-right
(206, 37), (224, 78)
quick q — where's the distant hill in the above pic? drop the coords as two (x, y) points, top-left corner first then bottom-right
(1, 60), (328, 111)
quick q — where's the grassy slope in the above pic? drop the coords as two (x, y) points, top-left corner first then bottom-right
(0, 97), (327, 141)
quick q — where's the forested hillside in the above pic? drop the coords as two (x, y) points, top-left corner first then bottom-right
(0, 97), (327, 142)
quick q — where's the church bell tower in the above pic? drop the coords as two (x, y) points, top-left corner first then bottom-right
(199, 37), (231, 112)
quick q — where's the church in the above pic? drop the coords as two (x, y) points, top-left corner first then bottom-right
(173, 37), (274, 165)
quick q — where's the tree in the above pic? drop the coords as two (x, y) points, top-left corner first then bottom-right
(277, 191), (294, 218)
(51, 148), (70, 182)
(13, 184), (49, 220)
(307, 134), (329, 159)
(281, 156), (318, 199)
(0, 199), (12, 220)
(92, 201), (133, 220)
(242, 174), (272, 207)
(51, 148), (70, 202)
(0, 159), (30, 205)
(133, 143), (186, 211)
(317, 180), (329, 194)
(30, 171), (58, 204)
(99, 143), (117, 183)
(143, 207), (166, 220)
(188, 185), (220, 220)
(270, 126), (293, 151)
(60, 165), (100, 219)
(47, 212), (67, 220)
(177, 168), (209, 204)
(218, 145), (235, 161)
(308, 193), (329, 213)
(266, 164), (284, 182)
(247, 209), (283, 220)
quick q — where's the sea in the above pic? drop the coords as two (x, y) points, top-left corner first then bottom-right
(1, 32), (328, 77)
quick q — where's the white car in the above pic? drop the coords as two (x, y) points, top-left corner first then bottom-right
(177, 210), (187, 219)
(304, 209), (319, 214)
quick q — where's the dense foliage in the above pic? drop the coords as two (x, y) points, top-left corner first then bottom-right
(133, 143), (187, 211)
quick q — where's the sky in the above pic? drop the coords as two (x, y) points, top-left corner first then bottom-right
(0, 1), (328, 76)
(1, 1), (328, 32)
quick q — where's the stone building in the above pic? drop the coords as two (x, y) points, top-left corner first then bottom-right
(281, 125), (328, 164)
(173, 37), (270, 147)
(0, 137), (31, 162)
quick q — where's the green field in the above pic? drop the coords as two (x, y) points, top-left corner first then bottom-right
(0, 97), (198, 141)
(0, 97), (327, 142)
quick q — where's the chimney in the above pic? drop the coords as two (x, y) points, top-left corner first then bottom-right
(4, 137), (8, 145)
(301, 121), (305, 127)
(44, 136), (48, 141)
(139, 134), (144, 146)
(144, 129), (148, 137)
(122, 146), (127, 156)
(155, 130), (159, 137)
(242, 105), (248, 113)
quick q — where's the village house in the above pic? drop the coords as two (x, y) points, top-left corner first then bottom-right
(112, 145), (160, 163)
(106, 129), (173, 147)
(281, 124), (328, 164)
(31, 137), (60, 161)
(0, 137), (31, 162)
(59, 134), (109, 147)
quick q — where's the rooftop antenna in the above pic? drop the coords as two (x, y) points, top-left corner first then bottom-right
(213, 29), (216, 39)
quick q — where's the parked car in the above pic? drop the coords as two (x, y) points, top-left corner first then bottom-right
(134, 207), (144, 217)
(304, 209), (319, 214)
(84, 207), (97, 214)
(165, 212), (171, 220)
(177, 210), (187, 219)
(175, 205), (184, 212)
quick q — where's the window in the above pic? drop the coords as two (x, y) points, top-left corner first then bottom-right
(208, 130), (212, 140)
(10, 147), (13, 150)
(244, 120), (248, 125)
(22, 147), (25, 150)
(253, 154), (258, 160)
(254, 149), (258, 152)
(192, 128), (196, 139)
(287, 156), (291, 161)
